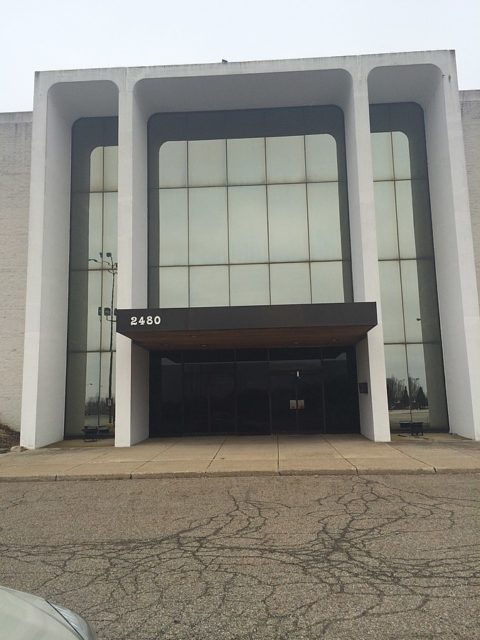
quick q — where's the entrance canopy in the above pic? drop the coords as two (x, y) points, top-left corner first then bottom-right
(116, 303), (377, 350)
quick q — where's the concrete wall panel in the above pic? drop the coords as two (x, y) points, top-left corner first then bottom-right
(0, 113), (32, 430)
(461, 91), (480, 294)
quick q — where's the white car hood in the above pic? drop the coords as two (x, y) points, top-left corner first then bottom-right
(0, 586), (80, 639)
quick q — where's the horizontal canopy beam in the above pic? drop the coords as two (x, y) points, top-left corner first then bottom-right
(116, 303), (377, 350)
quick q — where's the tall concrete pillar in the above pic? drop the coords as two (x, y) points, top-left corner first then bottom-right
(422, 65), (480, 440)
(20, 80), (72, 448)
(343, 73), (390, 442)
(115, 82), (150, 446)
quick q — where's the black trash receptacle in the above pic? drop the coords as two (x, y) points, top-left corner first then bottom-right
(399, 421), (424, 436)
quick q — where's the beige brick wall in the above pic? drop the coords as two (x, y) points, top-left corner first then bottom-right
(0, 112), (32, 430)
(461, 91), (480, 296)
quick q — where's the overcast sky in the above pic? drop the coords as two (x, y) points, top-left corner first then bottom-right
(0, 0), (478, 113)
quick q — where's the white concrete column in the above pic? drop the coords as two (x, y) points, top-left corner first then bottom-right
(343, 73), (390, 442)
(423, 69), (480, 440)
(115, 81), (150, 446)
(20, 80), (72, 448)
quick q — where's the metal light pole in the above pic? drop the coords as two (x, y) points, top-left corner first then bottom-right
(105, 252), (117, 425)
(93, 252), (117, 429)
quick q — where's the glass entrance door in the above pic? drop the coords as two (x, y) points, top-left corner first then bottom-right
(150, 347), (360, 436)
(209, 362), (236, 434)
(270, 358), (325, 433)
(183, 353), (236, 435)
(323, 349), (359, 432)
(298, 367), (325, 432)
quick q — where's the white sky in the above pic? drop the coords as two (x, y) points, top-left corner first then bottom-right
(0, 0), (478, 113)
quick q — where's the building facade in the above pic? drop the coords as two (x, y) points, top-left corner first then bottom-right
(1, 51), (480, 447)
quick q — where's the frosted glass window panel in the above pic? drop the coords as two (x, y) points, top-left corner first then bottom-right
(371, 133), (394, 181)
(103, 193), (118, 265)
(268, 185), (309, 262)
(405, 343), (431, 427)
(188, 139), (226, 187)
(159, 267), (189, 308)
(307, 183), (343, 260)
(401, 260), (430, 343)
(230, 264), (270, 306)
(227, 138), (266, 185)
(89, 147), (104, 192)
(395, 181), (416, 259)
(416, 259), (441, 342)
(84, 353), (101, 427)
(270, 263), (311, 305)
(305, 134), (338, 182)
(68, 271), (87, 352)
(159, 141), (187, 188)
(266, 136), (306, 183)
(228, 186), (269, 263)
(190, 266), (229, 307)
(422, 343), (448, 429)
(86, 271), (103, 351)
(65, 352), (88, 436)
(406, 343), (428, 397)
(67, 270), (101, 352)
(311, 262), (346, 303)
(70, 193), (91, 271)
(189, 187), (228, 265)
(88, 194), (103, 267)
(99, 352), (116, 426)
(384, 344), (410, 427)
(384, 344), (408, 391)
(408, 180), (434, 259)
(392, 131), (411, 180)
(379, 262), (405, 343)
(159, 189), (188, 265)
(103, 146), (118, 191)
(101, 270), (117, 352)
(374, 182), (399, 260)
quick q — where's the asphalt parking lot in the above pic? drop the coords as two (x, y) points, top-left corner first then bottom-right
(1, 473), (479, 639)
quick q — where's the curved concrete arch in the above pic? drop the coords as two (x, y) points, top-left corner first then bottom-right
(368, 63), (443, 109)
(21, 80), (119, 448)
(367, 61), (480, 440)
(134, 67), (353, 120)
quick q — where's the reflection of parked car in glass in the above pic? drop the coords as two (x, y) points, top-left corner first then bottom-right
(0, 586), (95, 639)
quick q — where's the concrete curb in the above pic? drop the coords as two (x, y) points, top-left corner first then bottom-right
(1, 467), (480, 481)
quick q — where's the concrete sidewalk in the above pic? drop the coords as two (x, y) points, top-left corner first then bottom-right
(1, 433), (480, 481)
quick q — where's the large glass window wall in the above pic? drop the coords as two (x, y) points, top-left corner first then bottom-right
(65, 118), (118, 437)
(370, 104), (448, 431)
(148, 107), (352, 308)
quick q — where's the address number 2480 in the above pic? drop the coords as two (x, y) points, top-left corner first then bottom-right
(130, 315), (161, 326)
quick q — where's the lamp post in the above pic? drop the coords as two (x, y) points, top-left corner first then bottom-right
(105, 252), (116, 426)
(92, 252), (117, 428)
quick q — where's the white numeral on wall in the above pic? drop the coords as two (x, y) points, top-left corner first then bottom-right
(130, 315), (161, 326)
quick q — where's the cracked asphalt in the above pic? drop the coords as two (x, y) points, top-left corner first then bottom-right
(0, 475), (479, 639)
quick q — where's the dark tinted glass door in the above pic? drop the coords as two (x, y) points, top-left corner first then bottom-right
(209, 363), (235, 434)
(150, 347), (359, 436)
(184, 363), (209, 434)
(270, 362), (297, 433)
(237, 361), (270, 435)
(323, 349), (359, 432)
(297, 364), (324, 433)
(270, 360), (324, 433)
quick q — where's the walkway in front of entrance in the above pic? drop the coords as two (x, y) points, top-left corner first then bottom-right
(2, 433), (479, 480)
